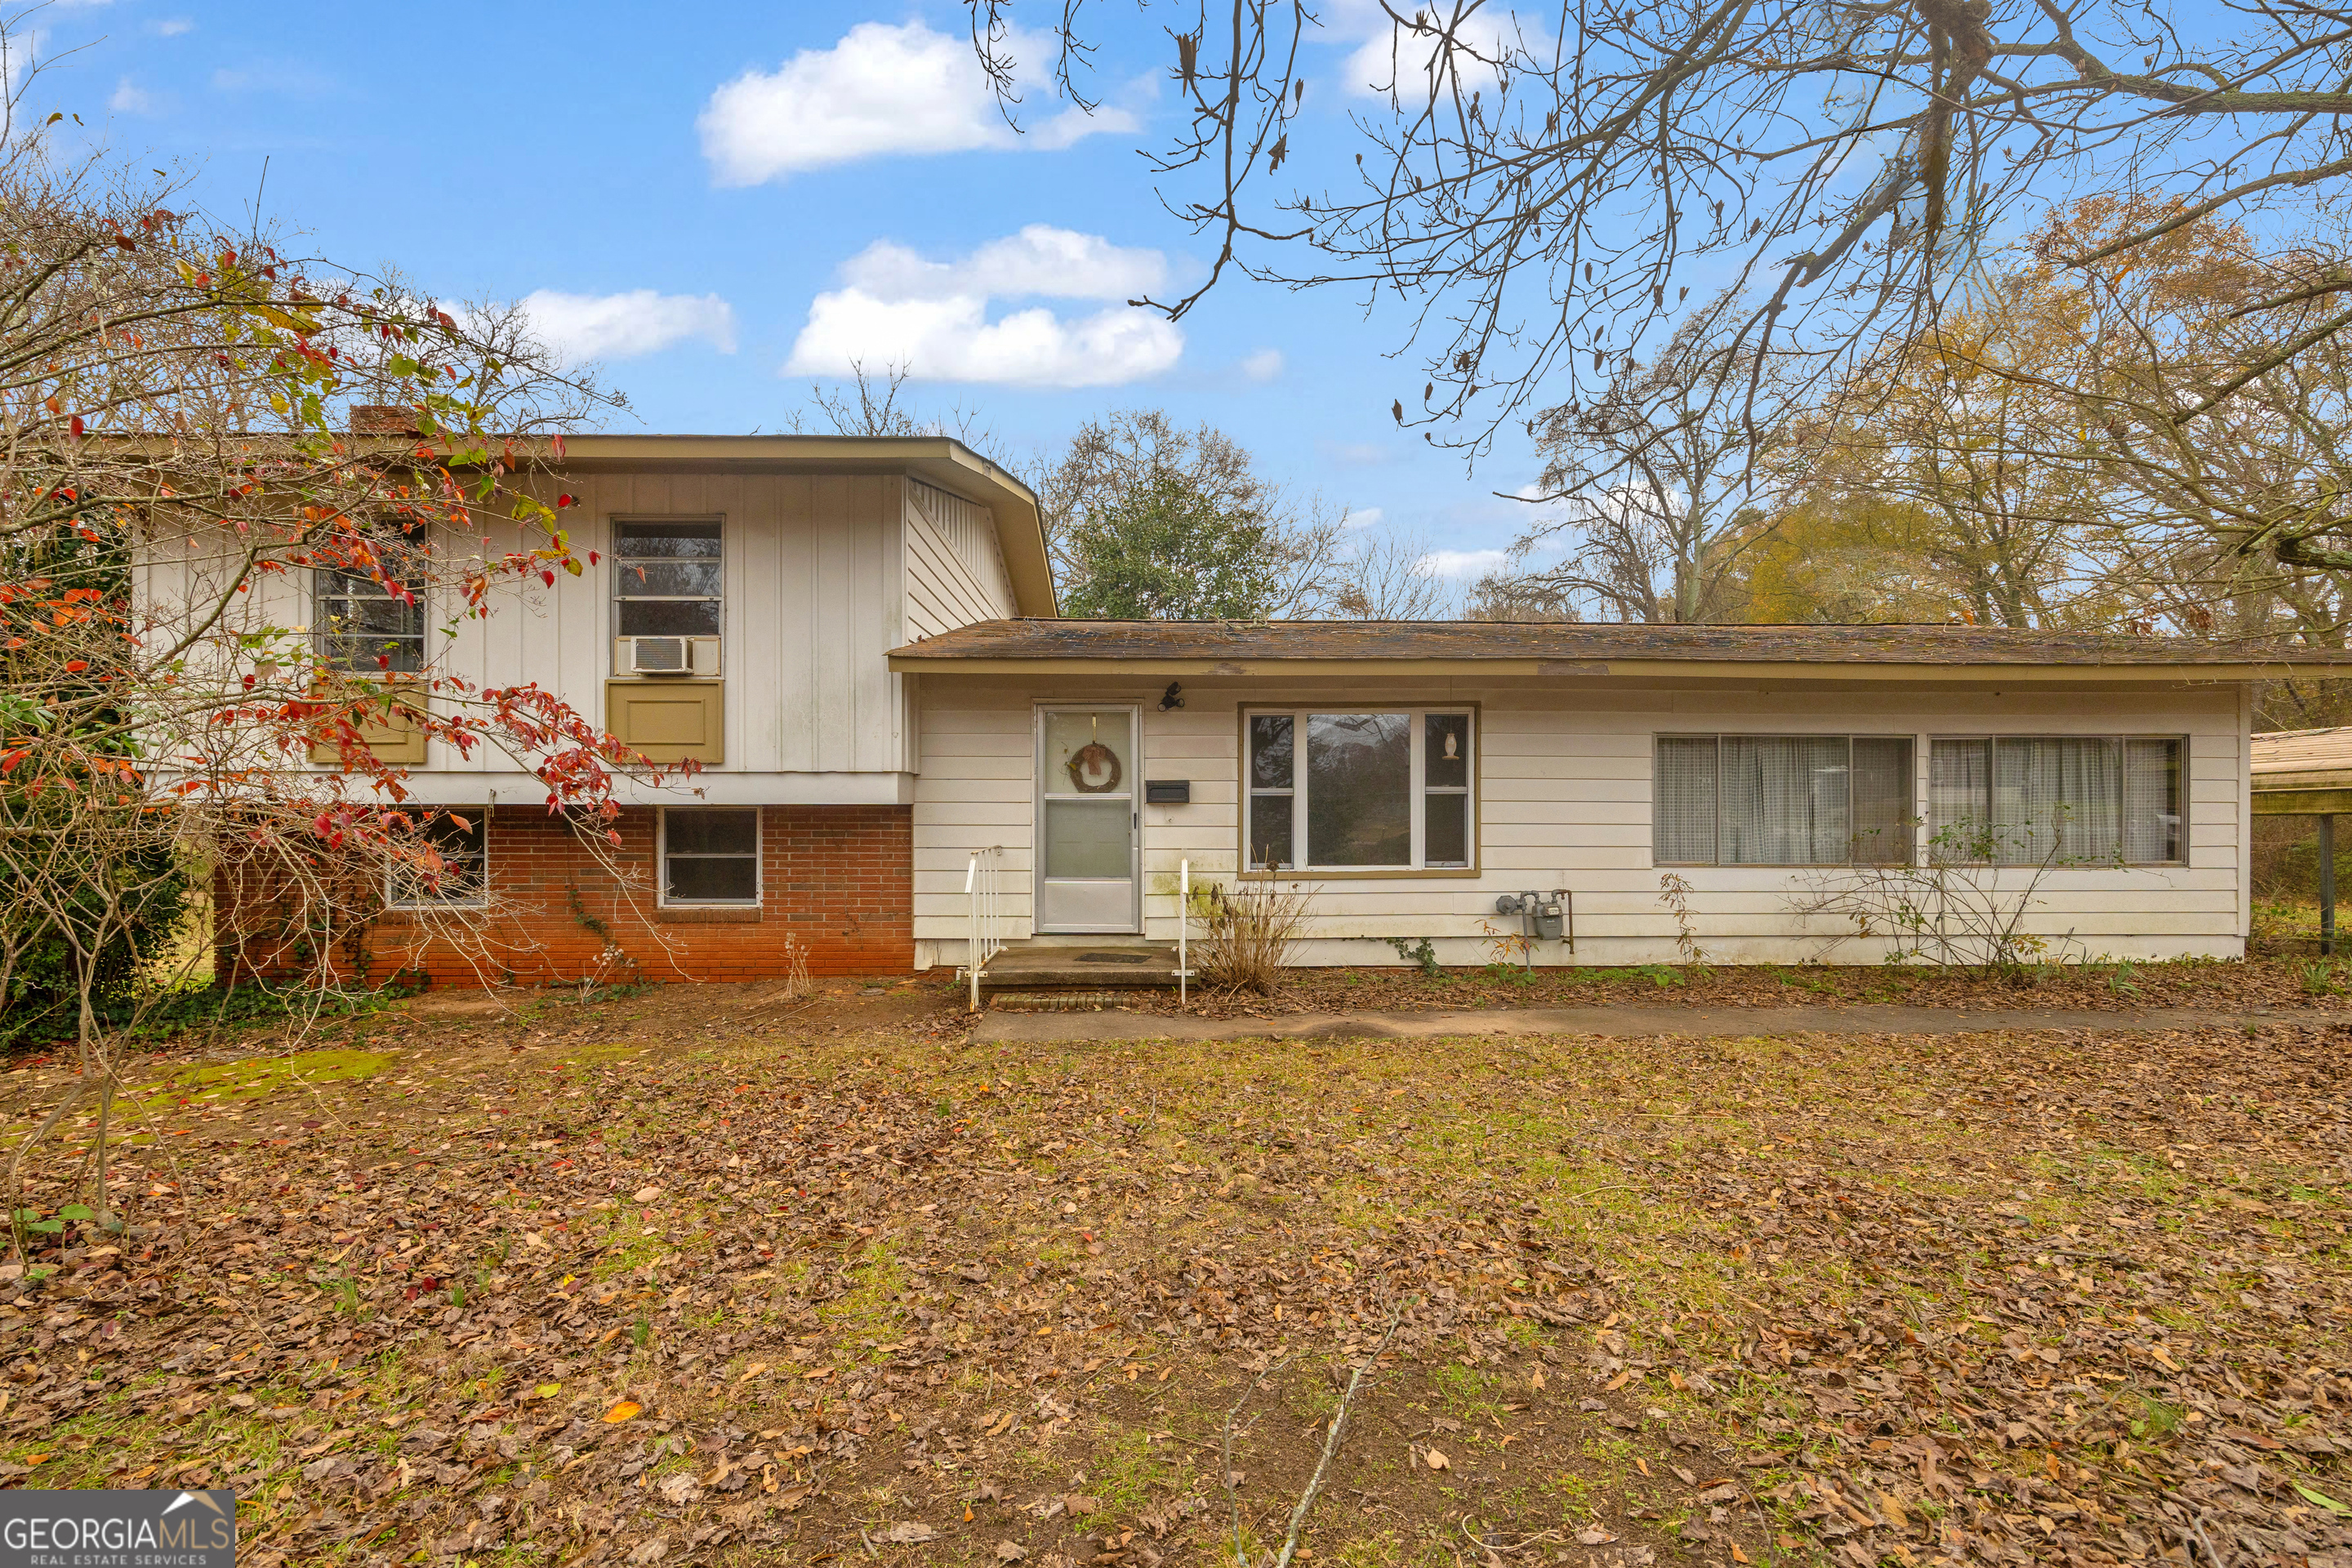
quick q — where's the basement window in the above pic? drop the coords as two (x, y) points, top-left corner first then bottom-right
(1654, 735), (1916, 866)
(1244, 708), (1475, 873)
(661, 807), (760, 905)
(386, 811), (487, 908)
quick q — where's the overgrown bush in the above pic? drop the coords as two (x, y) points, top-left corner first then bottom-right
(1190, 874), (1312, 994)
(1789, 819), (2096, 979)
(0, 840), (192, 1051)
(2252, 816), (2345, 904)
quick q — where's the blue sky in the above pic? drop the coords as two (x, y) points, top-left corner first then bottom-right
(34, 0), (1543, 590)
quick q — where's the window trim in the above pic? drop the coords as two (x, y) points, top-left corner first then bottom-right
(1926, 733), (2189, 867)
(657, 804), (763, 908)
(1651, 733), (1922, 869)
(609, 514), (726, 651)
(1237, 704), (1481, 880)
(384, 808), (489, 911)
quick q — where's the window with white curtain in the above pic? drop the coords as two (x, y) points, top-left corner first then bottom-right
(1928, 737), (2183, 865)
(1245, 709), (1475, 871)
(1653, 736), (1916, 866)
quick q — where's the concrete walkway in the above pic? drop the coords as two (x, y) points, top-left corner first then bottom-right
(973, 1001), (2344, 1043)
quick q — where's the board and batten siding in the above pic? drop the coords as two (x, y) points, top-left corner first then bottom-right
(911, 675), (2248, 967)
(139, 466), (1029, 797)
(902, 480), (1016, 641)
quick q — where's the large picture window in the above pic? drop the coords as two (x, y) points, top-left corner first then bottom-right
(386, 810), (486, 908)
(661, 807), (760, 905)
(1654, 735), (1915, 866)
(613, 519), (723, 637)
(1929, 737), (2183, 865)
(1245, 709), (1474, 872)
(317, 565), (425, 672)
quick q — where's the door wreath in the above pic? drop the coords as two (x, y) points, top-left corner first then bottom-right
(1067, 741), (1123, 794)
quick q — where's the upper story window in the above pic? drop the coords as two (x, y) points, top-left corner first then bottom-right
(1655, 735), (1915, 866)
(612, 519), (722, 637)
(316, 564), (425, 672)
(1929, 737), (2183, 865)
(1245, 708), (1475, 873)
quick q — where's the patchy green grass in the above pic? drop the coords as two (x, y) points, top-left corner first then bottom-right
(163, 1046), (394, 1102)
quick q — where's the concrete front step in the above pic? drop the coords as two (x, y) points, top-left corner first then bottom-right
(978, 942), (1181, 992)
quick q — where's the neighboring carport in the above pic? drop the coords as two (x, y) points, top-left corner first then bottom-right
(2252, 727), (2352, 953)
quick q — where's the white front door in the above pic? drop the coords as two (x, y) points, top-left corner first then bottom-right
(1037, 706), (1139, 933)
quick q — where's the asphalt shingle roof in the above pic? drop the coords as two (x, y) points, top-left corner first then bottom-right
(889, 618), (2352, 669)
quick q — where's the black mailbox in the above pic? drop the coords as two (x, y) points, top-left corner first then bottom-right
(1145, 779), (1192, 804)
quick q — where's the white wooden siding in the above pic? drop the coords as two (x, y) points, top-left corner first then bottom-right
(903, 480), (1015, 641)
(911, 675), (2249, 967)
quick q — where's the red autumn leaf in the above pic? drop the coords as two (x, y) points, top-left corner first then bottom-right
(541, 569), (555, 586)
(69, 415), (84, 437)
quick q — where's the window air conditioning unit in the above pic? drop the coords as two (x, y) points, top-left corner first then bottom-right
(628, 636), (691, 675)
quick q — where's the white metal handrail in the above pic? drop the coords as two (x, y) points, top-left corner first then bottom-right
(1178, 858), (1194, 1006)
(963, 845), (1007, 1010)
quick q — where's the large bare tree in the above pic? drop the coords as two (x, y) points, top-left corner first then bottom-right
(968, 0), (2352, 455)
(1498, 314), (1782, 621)
(1821, 202), (2352, 617)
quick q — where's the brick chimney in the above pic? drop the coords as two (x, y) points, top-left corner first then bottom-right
(347, 404), (420, 435)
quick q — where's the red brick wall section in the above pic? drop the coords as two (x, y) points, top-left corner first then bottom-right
(218, 805), (913, 990)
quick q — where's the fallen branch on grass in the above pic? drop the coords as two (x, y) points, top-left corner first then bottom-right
(1269, 1302), (1411, 1568)
(1223, 1351), (1293, 1564)
(1215, 1299), (1416, 1566)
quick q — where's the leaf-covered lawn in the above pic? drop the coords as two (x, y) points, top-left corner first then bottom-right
(2, 982), (2349, 1568)
(1126, 952), (2352, 1018)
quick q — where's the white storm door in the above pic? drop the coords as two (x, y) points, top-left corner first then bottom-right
(1036, 707), (1140, 933)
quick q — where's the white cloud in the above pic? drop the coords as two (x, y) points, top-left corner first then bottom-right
(699, 20), (1136, 186)
(1239, 348), (1285, 382)
(786, 228), (1182, 389)
(151, 17), (194, 34)
(1325, 440), (1392, 466)
(519, 289), (737, 363)
(843, 226), (1165, 303)
(1339, 7), (1521, 100)
(108, 76), (158, 114)
(1414, 547), (1511, 578)
(1, 30), (42, 96)
(1343, 506), (1383, 530)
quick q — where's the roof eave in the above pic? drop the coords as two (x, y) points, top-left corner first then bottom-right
(886, 653), (2290, 680)
(556, 434), (1058, 618)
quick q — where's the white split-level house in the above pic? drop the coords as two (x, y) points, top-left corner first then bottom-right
(163, 433), (2345, 985)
